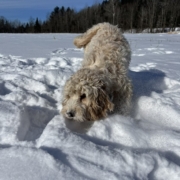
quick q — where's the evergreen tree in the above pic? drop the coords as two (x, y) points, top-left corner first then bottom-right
(0, 0), (180, 33)
(34, 18), (41, 33)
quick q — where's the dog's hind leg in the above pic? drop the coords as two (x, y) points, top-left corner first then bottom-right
(113, 79), (132, 116)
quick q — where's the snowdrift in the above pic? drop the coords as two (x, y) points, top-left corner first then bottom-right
(0, 33), (180, 179)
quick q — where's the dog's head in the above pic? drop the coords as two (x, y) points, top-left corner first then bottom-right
(61, 69), (114, 122)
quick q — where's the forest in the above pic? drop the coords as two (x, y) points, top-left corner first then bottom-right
(0, 0), (180, 33)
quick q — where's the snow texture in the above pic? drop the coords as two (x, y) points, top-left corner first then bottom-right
(0, 33), (180, 180)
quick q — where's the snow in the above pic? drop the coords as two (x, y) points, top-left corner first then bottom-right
(0, 33), (180, 179)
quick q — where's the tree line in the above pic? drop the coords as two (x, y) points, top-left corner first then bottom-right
(0, 0), (180, 33)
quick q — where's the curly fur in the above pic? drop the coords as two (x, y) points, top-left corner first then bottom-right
(61, 22), (132, 122)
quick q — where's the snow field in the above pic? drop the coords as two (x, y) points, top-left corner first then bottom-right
(0, 33), (180, 179)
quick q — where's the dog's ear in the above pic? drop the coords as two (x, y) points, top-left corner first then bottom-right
(87, 88), (114, 121)
(97, 88), (114, 113)
(74, 25), (100, 48)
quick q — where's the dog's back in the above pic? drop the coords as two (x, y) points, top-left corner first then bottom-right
(74, 23), (131, 70)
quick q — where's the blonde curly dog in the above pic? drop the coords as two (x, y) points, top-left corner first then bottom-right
(61, 22), (132, 122)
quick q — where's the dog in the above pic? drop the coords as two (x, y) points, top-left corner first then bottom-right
(61, 22), (132, 122)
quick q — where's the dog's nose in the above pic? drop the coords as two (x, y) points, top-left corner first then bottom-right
(66, 111), (75, 118)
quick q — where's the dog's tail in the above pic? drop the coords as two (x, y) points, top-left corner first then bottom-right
(74, 24), (100, 48)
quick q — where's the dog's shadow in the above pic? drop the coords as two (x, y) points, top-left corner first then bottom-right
(129, 69), (167, 116)
(129, 69), (167, 98)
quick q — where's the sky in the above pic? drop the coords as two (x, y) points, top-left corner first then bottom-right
(0, 0), (103, 23)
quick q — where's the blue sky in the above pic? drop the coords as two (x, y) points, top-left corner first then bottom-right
(0, 0), (103, 23)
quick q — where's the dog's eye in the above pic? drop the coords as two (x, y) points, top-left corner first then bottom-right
(80, 94), (86, 100)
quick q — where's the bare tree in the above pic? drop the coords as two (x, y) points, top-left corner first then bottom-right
(128, 2), (138, 33)
(104, 0), (118, 25)
(147, 0), (159, 32)
(159, 0), (171, 32)
(169, 0), (180, 31)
